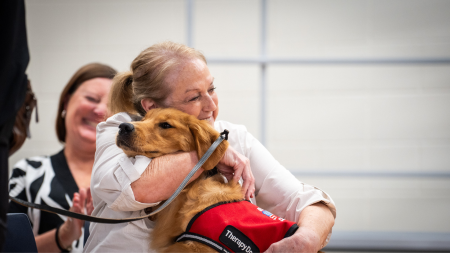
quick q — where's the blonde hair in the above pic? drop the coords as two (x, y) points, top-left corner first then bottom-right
(109, 41), (207, 116)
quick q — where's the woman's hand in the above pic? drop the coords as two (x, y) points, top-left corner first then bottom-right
(58, 188), (92, 249)
(86, 187), (94, 215)
(216, 146), (255, 200)
(265, 203), (334, 252)
(264, 227), (321, 253)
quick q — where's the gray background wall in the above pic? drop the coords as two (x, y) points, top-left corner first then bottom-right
(10, 0), (450, 236)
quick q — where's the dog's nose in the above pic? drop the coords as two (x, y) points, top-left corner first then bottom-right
(118, 123), (135, 135)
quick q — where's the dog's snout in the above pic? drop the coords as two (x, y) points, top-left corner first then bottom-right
(118, 123), (135, 135)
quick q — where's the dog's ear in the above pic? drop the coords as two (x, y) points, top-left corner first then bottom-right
(188, 119), (229, 171)
(143, 108), (159, 120)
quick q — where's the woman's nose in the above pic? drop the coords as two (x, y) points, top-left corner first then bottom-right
(94, 102), (108, 118)
(203, 94), (217, 112)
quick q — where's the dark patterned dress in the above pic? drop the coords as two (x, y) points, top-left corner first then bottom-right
(8, 149), (84, 252)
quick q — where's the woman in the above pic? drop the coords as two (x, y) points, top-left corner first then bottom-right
(8, 63), (117, 252)
(85, 42), (336, 253)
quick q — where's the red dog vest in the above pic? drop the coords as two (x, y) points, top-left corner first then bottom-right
(176, 200), (298, 253)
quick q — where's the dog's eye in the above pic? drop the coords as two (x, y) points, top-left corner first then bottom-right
(158, 122), (173, 129)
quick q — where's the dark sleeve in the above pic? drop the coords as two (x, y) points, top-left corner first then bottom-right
(0, 0), (29, 125)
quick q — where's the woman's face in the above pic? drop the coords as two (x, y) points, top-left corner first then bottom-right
(65, 77), (112, 146)
(162, 59), (218, 126)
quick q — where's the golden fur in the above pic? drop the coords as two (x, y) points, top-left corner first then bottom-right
(116, 108), (244, 252)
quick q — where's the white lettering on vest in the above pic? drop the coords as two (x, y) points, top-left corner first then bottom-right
(225, 229), (253, 253)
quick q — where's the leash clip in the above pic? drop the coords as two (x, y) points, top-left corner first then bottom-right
(220, 129), (229, 140)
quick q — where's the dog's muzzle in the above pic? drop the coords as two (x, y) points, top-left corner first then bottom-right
(118, 123), (134, 135)
(117, 123), (135, 148)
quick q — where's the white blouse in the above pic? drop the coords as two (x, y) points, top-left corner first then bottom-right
(83, 112), (336, 253)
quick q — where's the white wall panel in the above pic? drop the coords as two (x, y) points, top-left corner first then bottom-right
(421, 146), (450, 172)
(194, 0), (259, 57)
(369, 95), (450, 139)
(86, 1), (185, 47)
(369, 0), (450, 58)
(268, 0), (450, 58)
(301, 177), (450, 232)
(267, 95), (368, 140)
(268, 0), (368, 58)
(209, 64), (260, 139)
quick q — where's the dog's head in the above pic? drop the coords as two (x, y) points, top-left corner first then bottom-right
(116, 108), (229, 171)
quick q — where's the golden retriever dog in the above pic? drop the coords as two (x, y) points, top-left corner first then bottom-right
(116, 108), (243, 252)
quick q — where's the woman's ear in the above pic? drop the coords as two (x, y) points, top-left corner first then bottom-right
(141, 98), (158, 112)
(63, 95), (70, 111)
(63, 94), (72, 112)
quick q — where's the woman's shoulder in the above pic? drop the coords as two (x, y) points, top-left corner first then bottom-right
(97, 112), (142, 131)
(95, 113), (134, 161)
(214, 120), (256, 156)
(214, 120), (248, 133)
(12, 155), (50, 171)
(10, 155), (52, 183)
(104, 112), (135, 125)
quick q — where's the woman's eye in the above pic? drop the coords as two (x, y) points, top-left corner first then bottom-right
(158, 122), (173, 129)
(208, 87), (216, 93)
(86, 96), (99, 103)
(189, 96), (200, 102)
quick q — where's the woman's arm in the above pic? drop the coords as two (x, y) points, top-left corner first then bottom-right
(131, 148), (256, 203)
(131, 151), (202, 203)
(265, 202), (335, 252)
(98, 113), (204, 205)
(34, 229), (62, 253)
(95, 114), (254, 208)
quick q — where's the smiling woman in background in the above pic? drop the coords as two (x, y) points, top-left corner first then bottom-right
(8, 63), (117, 253)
